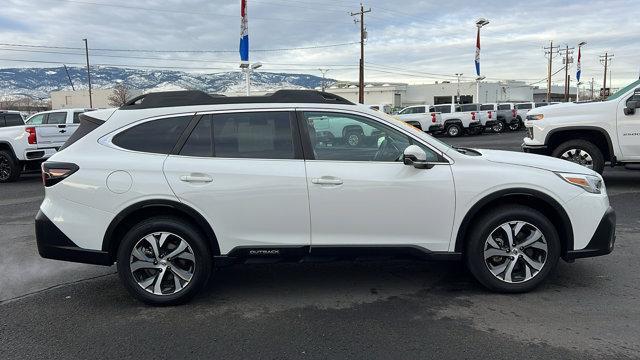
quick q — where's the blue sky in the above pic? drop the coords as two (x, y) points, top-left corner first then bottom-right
(1, 0), (638, 88)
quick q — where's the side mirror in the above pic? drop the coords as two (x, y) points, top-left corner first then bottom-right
(403, 145), (433, 169)
(625, 100), (638, 116)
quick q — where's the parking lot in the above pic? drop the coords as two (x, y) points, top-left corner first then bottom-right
(1, 130), (639, 359)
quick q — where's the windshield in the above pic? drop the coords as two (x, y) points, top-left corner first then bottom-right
(607, 79), (640, 101)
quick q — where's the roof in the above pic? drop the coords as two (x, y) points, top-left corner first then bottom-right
(121, 90), (354, 110)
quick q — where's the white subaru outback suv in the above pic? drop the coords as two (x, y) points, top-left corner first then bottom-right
(36, 90), (615, 305)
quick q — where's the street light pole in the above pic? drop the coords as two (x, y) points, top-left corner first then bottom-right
(455, 73), (463, 104)
(82, 38), (92, 108)
(318, 68), (330, 92)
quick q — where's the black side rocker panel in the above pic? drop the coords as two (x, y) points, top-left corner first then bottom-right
(35, 210), (112, 266)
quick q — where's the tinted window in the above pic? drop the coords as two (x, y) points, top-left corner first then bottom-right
(304, 111), (438, 162)
(4, 114), (23, 126)
(460, 104), (477, 112)
(209, 112), (294, 159)
(434, 105), (451, 113)
(73, 112), (84, 123)
(47, 112), (67, 124)
(516, 104), (533, 110)
(497, 104), (511, 110)
(480, 104), (494, 111)
(535, 103), (548, 107)
(113, 116), (191, 154)
(26, 113), (45, 125)
(180, 116), (213, 157)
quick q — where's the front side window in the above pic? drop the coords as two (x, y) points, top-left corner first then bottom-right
(304, 111), (438, 162)
(46, 112), (67, 124)
(113, 115), (191, 154)
(4, 114), (24, 126)
(181, 112), (295, 159)
(25, 114), (45, 125)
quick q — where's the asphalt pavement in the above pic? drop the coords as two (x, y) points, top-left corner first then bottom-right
(1, 130), (639, 359)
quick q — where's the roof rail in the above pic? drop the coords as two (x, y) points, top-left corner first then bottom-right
(121, 89), (354, 109)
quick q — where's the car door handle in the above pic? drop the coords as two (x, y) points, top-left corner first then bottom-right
(311, 177), (343, 185)
(180, 174), (213, 183)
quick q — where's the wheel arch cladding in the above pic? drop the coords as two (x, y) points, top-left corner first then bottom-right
(0, 141), (17, 160)
(547, 127), (613, 161)
(103, 199), (220, 261)
(454, 189), (574, 257)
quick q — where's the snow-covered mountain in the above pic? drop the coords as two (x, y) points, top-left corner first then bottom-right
(0, 66), (335, 100)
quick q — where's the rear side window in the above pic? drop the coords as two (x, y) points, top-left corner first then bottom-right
(517, 104), (533, 110)
(180, 116), (213, 157)
(113, 116), (191, 154)
(4, 114), (23, 126)
(480, 105), (494, 111)
(434, 105), (451, 113)
(460, 104), (477, 112)
(497, 104), (511, 110)
(535, 103), (548, 108)
(47, 112), (67, 124)
(73, 112), (84, 123)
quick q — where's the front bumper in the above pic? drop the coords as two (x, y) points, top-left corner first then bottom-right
(521, 143), (549, 155)
(35, 210), (112, 265)
(564, 206), (616, 260)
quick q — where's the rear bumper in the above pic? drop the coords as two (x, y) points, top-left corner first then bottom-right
(521, 143), (549, 155)
(24, 147), (57, 161)
(35, 210), (112, 266)
(564, 207), (616, 260)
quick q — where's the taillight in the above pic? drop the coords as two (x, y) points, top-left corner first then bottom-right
(431, 113), (436, 123)
(471, 112), (476, 120)
(488, 111), (493, 119)
(512, 109), (517, 117)
(41, 162), (79, 187)
(26, 127), (37, 144)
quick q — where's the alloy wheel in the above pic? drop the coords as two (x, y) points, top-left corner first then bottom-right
(483, 221), (548, 283)
(347, 133), (360, 146)
(560, 148), (593, 169)
(129, 232), (196, 296)
(448, 126), (459, 137)
(492, 122), (504, 132)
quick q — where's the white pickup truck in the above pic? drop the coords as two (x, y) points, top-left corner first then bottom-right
(433, 103), (484, 137)
(522, 79), (640, 174)
(394, 105), (444, 134)
(0, 108), (91, 182)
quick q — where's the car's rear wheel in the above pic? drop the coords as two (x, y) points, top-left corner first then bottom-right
(508, 119), (521, 131)
(551, 139), (605, 174)
(465, 205), (560, 293)
(344, 130), (363, 147)
(117, 216), (212, 305)
(0, 150), (21, 183)
(446, 123), (462, 137)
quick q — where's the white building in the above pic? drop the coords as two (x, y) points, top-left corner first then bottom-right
(326, 80), (540, 108)
(51, 89), (143, 109)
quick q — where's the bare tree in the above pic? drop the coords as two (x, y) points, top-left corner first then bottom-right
(108, 83), (131, 107)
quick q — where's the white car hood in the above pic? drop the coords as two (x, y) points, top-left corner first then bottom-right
(479, 149), (597, 174)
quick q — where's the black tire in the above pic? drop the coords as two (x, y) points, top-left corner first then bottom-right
(465, 205), (560, 293)
(344, 130), (363, 147)
(117, 216), (212, 305)
(491, 121), (505, 133)
(0, 150), (21, 183)
(508, 119), (521, 131)
(446, 123), (462, 137)
(551, 139), (605, 174)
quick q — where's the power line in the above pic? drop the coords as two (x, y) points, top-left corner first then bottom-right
(0, 41), (359, 54)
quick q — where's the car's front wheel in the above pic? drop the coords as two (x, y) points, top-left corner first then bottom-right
(491, 121), (505, 133)
(465, 205), (560, 293)
(551, 139), (605, 174)
(117, 216), (212, 305)
(0, 150), (21, 183)
(446, 123), (462, 137)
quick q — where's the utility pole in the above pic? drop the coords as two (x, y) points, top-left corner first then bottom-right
(559, 45), (574, 102)
(544, 41), (559, 102)
(82, 38), (92, 108)
(63, 64), (75, 91)
(599, 52), (614, 98)
(351, 3), (371, 104)
(455, 73), (463, 104)
(590, 77), (594, 100)
(318, 68), (330, 92)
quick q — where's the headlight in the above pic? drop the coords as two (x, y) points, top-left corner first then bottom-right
(555, 172), (603, 194)
(526, 114), (544, 120)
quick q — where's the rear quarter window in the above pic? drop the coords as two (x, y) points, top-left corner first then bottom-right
(112, 115), (192, 154)
(3, 114), (24, 126)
